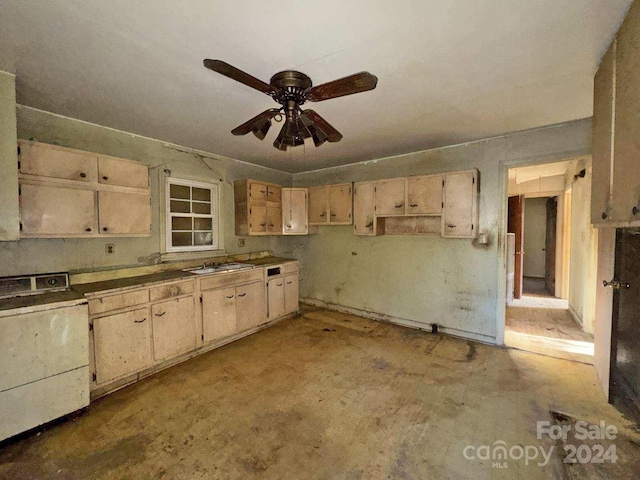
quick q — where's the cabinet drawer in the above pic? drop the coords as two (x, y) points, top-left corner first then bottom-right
(149, 280), (195, 302)
(88, 289), (149, 315)
(199, 269), (263, 291)
(282, 262), (299, 274)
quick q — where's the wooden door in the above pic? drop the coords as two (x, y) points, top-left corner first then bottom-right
(151, 297), (196, 361)
(282, 188), (308, 235)
(98, 191), (151, 235)
(236, 281), (266, 331)
(93, 307), (152, 385)
(267, 278), (285, 320)
(328, 184), (352, 224)
(612, 7), (640, 224)
(284, 273), (299, 315)
(20, 183), (96, 236)
(610, 228), (640, 422)
(508, 195), (525, 299)
(592, 41), (615, 224)
(266, 185), (281, 204)
(249, 205), (267, 234)
(308, 186), (328, 224)
(407, 175), (443, 215)
(442, 170), (478, 238)
(266, 206), (282, 234)
(202, 288), (237, 342)
(545, 197), (558, 295)
(354, 182), (376, 235)
(249, 182), (268, 202)
(375, 178), (406, 216)
(98, 156), (149, 189)
(19, 142), (97, 183)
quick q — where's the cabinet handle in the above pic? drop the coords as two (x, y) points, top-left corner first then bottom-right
(260, 223), (266, 227)
(85, 228), (92, 232)
(602, 212), (608, 220)
(238, 293), (246, 297)
(331, 213), (337, 217)
(103, 227), (108, 232)
(409, 204), (418, 208)
(260, 190), (266, 193)
(446, 223), (456, 228)
(155, 312), (166, 317)
(287, 281), (292, 284)
(79, 172), (87, 178)
(395, 203), (404, 209)
(102, 176), (108, 181)
(319, 213), (326, 217)
(365, 221), (373, 228)
(633, 206), (638, 216)
(269, 223), (274, 227)
(134, 318), (147, 323)
(226, 295), (235, 299)
(276, 283), (283, 286)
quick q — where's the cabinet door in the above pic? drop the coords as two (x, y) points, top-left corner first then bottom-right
(308, 186), (329, 224)
(267, 185), (281, 204)
(202, 288), (237, 342)
(328, 184), (352, 224)
(236, 281), (266, 331)
(354, 182), (376, 235)
(93, 307), (152, 385)
(249, 182), (268, 202)
(442, 170), (478, 238)
(98, 156), (149, 189)
(407, 175), (443, 215)
(284, 273), (299, 315)
(249, 205), (267, 234)
(151, 297), (197, 362)
(592, 41), (615, 224)
(282, 189), (308, 235)
(267, 278), (285, 320)
(19, 142), (96, 183)
(266, 206), (282, 234)
(375, 178), (406, 216)
(98, 191), (151, 235)
(20, 183), (96, 236)
(613, 12), (640, 224)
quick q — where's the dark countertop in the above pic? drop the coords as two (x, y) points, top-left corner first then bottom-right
(241, 257), (297, 266)
(73, 269), (196, 296)
(0, 289), (86, 313)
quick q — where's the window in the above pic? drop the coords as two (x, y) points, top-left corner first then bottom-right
(165, 178), (219, 252)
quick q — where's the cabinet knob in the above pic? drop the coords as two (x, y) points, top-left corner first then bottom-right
(102, 176), (108, 181)
(331, 213), (337, 217)
(319, 213), (326, 217)
(602, 212), (608, 220)
(633, 206), (638, 216)
(447, 223), (456, 229)
(260, 223), (266, 227)
(79, 172), (87, 178)
(103, 227), (108, 232)
(85, 228), (92, 232)
(395, 203), (404, 209)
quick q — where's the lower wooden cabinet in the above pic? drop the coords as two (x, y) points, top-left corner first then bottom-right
(151, 296), (197, 361)
(93, 307), (153, 385)
(284, 273), (299, 315)
(267, 277), (285, 320)
(202, 287), (237, 342)
(236, 281), (267, 331)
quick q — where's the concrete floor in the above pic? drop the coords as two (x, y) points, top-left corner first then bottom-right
(0, 306), (637, 479)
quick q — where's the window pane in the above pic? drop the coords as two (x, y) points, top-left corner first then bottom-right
(170, 184), (190, 200)
(194, 231), (213, 246)
(172, 232), (193, 246)
(192, 202), (211, 214)
(193, 217), (212, 231)
(170, 200), (190, 213)
(192, 187), (211, 202)
(172, 216), (192, 231)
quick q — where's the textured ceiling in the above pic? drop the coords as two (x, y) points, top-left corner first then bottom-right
(0, 1), (632, 172)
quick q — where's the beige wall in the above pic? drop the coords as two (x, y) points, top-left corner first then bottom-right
(0, 72), (19, 241)
(0, 105), (291, 276)
(272, 120), (591, 343)
(523, 197), (548, 278)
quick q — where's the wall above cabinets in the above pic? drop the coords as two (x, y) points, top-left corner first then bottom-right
(17, 141), (151, 238)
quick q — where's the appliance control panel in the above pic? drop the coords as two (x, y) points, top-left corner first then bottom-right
(0, 273), (70, 299)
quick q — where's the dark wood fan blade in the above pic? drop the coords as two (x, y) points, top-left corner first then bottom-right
(204, 59), (278, 95)
(305, 72), (378, 102)
(301, 110), (343, 142)
(231, 109), (280, 136)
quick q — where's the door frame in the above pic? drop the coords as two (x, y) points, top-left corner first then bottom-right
(496, 153), (590, 345)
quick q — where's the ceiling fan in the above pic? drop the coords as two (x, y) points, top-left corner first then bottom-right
(203, 59), (378, 151)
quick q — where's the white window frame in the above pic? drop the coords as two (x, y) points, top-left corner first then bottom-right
(165, 177), (220, 253)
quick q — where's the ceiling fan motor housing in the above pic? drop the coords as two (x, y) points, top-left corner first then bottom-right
(270, 71), (312, 105)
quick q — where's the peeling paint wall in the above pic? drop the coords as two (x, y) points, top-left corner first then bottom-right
(274, 120), (592, 342)
(0, 72), (19, 241)
(0, 106), (291, 276)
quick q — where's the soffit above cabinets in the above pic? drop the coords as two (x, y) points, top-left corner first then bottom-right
(0, 1), (633, 172)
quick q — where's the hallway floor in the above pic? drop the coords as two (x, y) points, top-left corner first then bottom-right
(0, 306), (634, 479)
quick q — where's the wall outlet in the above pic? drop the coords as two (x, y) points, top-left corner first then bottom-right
(105, 244), (115, 255)
(238, 238), (245, 248)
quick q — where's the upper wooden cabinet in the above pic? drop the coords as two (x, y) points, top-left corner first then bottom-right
(442, 170), (478, 238)
(375, 178), (406, 216)
(592, 2), (640, 227)
(234, 179), (283, 236)
(17, 141), (151, 238)
(354, 182), (378, 236)
(282, 188), (308, 235)
(308, 183), (352, 225)
(407, 175), (443, 215)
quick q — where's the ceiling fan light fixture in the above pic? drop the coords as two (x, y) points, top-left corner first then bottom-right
(251, 118), (271, 140)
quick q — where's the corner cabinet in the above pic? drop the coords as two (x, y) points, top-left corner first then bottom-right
(592, 1), (640, 228)
(282, 188), (308, 235)
(18, 141), (151, 238)
(234, 179), (282, 235)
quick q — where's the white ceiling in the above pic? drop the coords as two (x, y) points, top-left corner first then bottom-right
(0, 1), (632, 173)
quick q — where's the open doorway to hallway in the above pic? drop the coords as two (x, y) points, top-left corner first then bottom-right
(504, 159), (597, 364)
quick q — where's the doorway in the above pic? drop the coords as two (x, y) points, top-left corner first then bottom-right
(504, 160), (595, 364)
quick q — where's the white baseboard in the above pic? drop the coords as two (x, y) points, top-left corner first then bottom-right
(301, 298), (497, 345)
(568, 304), (584, 328)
